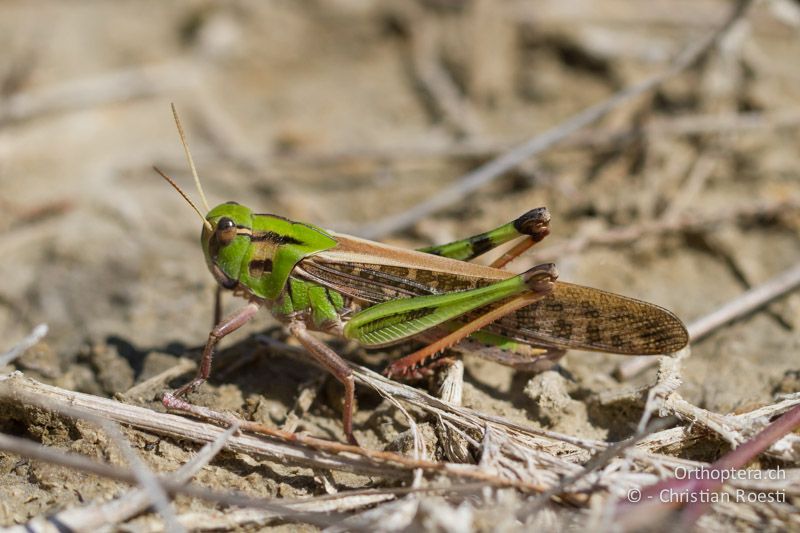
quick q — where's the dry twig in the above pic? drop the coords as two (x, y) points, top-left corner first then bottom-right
(120, 357), (197, 402)
(617, 261), (800, 380)
(0, 324), (48, 368)
(264, 109), (800, 170)
(535, 199), (799, 264)
(387, 3), (483, 138)
(359, 0), (754, 239)
(5, 387), (185, 532)
(616, 402), (800, 529)
(10, 424), (237, 533)
(0, 430), (346, 528)
(0, 62), (197, 124)
(0, 371), (556, 490)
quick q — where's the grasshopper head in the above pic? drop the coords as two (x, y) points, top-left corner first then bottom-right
(202, 201), (253, 289)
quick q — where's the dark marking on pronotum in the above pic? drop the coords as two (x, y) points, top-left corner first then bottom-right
(248, 259), (273, 276)
(250, 231), (304, 245)
(324, 288), (340, 309)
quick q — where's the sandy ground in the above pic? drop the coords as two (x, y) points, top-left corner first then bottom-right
(0, 1), (799, 530)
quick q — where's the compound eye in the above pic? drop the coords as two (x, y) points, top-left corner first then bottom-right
(215, 217), (237, 245)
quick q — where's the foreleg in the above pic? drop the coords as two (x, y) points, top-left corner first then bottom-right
(165, 301), (261, 405)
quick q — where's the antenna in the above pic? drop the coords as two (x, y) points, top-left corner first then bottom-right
(171, 103), (211, 213)
(154, 166), (213, 232)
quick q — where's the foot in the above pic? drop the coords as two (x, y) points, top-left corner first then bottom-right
(514, 207), (551, 242)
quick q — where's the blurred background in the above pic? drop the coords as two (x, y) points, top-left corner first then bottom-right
(0, 0), (799, 419)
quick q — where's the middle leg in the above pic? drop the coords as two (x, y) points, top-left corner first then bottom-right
(288, 320), (358, 445)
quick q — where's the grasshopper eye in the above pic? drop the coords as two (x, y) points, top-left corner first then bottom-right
(215, 217), (237, 245)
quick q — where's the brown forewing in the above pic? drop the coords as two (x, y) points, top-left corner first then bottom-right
(297, 234), (688, 355)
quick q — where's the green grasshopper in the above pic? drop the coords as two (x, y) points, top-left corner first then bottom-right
(158, 106), (688, 444)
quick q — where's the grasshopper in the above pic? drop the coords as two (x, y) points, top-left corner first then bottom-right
(158, 106), (688, 444)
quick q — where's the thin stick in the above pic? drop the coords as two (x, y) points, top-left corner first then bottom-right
(615, 402), (800, 529)
(0, 323), (48, 367)
(171, 102), (211, 213)
(661, 152), (717, 221)
(254, 335), (607, 452)
(616, 262), (800, 380)
(161, 396), (548, 492)
(121, 357), (197, 401)
(15, 390), (184, 532)
(407, 15), (482, 137)
(3, 198), (73, 230)
(535, 199), (798, 263)
(0, 429), (515, 531)
(1, 61), (196, 124)
(687, 262), (800, 342)
(102, 421), (184, 533)
(521, 417), (676, 519)
(0, 432), (339, 528)
(359, 0), (753, 239)
(0, 372), (549, 491)
(272, 109), (800, 169)
(22, 424), (238, 532)
(634, 392), (800, 460)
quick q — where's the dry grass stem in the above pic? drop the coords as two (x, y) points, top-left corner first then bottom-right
(616, 402), (800, 528)
(405, 11), (483, 138)
(120, 357), (197, 402)
(359, 0), (754, 239)
(617, 261), (800, 379)
(0, 62), (197, 124)
(2, 347), (797, 530)
(259, 109), (800, 170)
(11, 424), (237, 533)
(538, 199), (799, 264)
(0, 371), (555, 490)
(279, 375), (325, 434)
(0, 324), (48, 368)
(3, 1), (798, 530)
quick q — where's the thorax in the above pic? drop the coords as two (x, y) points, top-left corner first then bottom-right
(269, 277), (354, 332)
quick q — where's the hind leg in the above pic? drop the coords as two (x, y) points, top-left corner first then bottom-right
(451, 337), (566, 372)
(288, 320), (358, 445)
(418, 207), (550, 266)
